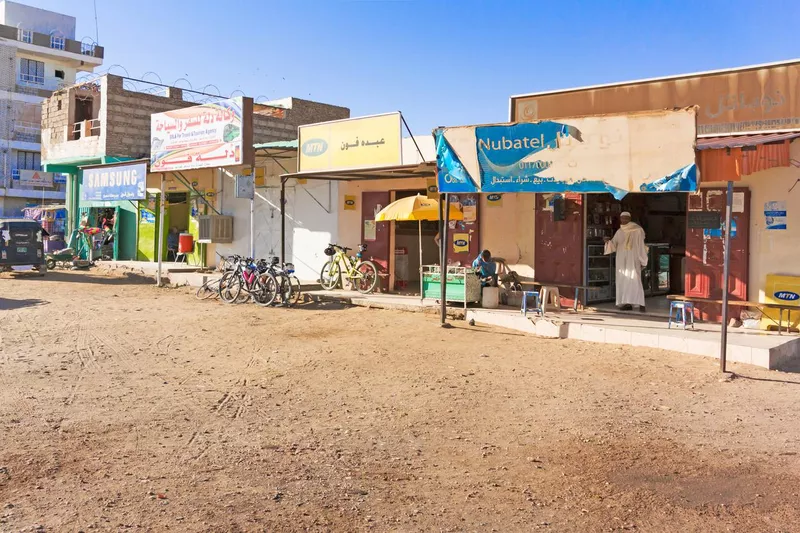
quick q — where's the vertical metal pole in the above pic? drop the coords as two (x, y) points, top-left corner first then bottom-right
(418, 219), (423, 304)
(249, 197), (255, 259)
(280, 177), (286, 263)
(156, 173), (166, 287)
(719, 180), (733, 373)
(440, 193), (450, 325)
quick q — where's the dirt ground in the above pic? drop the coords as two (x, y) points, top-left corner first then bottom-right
(1, 270), (799, 532)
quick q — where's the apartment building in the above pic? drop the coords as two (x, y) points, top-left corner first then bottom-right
(0, 0), (103, 216)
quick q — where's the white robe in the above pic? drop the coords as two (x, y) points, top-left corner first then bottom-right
(604, 222), (649, 307)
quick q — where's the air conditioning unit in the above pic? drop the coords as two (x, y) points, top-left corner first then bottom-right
(197, 215), (233, 243)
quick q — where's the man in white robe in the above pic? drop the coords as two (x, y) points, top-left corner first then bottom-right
(604, 212), (648, 312)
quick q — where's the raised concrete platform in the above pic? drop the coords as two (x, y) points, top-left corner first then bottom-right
(306, 289), (466, 318)
(467, 308), (800, 371)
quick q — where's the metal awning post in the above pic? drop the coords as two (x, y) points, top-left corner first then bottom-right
(720, 180), (734, 373)
(156, 172), (166, 287)
(418, 219), (423, 304)
(440, 193), (450, 325)
(280, 176), (287, 263)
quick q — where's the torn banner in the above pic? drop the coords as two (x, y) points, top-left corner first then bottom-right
(434, 108), (698, 200)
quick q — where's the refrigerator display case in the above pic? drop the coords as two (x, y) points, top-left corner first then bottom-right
(586, 243), (615, 303)
(642, 243), (670, 297)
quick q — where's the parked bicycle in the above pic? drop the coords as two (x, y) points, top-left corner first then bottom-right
(319, 243), (379, 294)
(195, 254), (239, 300)
(266, 257), (302, 306)
(218, 256), (278, 306)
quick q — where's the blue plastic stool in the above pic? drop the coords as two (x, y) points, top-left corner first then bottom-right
(668, 301), (695, 329)
(521, 291), (541, 317)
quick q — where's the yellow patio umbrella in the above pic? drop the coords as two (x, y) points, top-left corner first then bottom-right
(375, 195), (464, 300)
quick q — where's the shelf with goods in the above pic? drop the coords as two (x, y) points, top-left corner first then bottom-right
(586, 243), (615, 303)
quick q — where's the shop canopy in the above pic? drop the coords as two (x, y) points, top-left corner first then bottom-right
(435, 108), (699, 199)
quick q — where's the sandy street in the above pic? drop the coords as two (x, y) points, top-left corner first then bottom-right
(0, 270), (799, 532)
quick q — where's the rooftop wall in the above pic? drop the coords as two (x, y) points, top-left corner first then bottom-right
(0, 1), (76, 39)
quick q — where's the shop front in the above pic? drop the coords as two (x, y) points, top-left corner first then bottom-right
(510, 59), (800, 324)
(281, 112), (444, 295)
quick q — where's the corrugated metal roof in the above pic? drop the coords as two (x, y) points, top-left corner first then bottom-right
(254, 140), (298, 150)
(696, 132), (800, 150)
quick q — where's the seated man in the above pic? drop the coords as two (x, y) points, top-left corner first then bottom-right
(472, 249), (497, 287)
(167, 227), (180, 261)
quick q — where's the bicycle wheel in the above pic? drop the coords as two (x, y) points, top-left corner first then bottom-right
(253, 271), (278, 307)
(289, 275), (302, 305)
(319, 260), (341, 290)
(219, 272), (242, 304)
(195, 279), (220, 300)
(354, 261), (379, 294)
(274, 273), (293, 305)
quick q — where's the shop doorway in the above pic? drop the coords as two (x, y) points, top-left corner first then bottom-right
(165, 192), (189, 261)
(586, 192), (688, 316)
(391, 189), (440, 294)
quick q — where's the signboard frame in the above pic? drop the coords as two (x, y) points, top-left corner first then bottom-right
(19, 170), (54, 187)
(297, 112), (403, 174)
(81, 162), (148, 202)
(150, 97), (254, 172)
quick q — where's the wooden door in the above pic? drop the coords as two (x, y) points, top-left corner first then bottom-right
(362, 191), (390, 292)
(685, 188), (750, 322)
(534, 193), (584, 306)
(447, 193), (480, 266)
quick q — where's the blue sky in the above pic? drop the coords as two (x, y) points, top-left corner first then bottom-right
(25, 0), (800, 135)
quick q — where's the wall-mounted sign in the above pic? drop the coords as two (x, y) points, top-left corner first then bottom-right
(764, 201), (787, 230)
(344, 195), (356, 211)
(82, 162), (147, 201)
(19, 170), (54, 187)
(150, 97), (254, 172)
(453, 233), (469, 253)
(688, 211), (722, 229)
(141, 210), (155, 224)
(364, 220), (376, 241)
(774, 291), (799, 302)
(486, 193), (503, 207)
(436, 108), (697, 198)
(298, 112), (402, 173)
(235, 174), (255, 200)
(426, 178), (438, 200)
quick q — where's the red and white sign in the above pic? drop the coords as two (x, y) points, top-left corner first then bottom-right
(20, 170), (54, 187)
(150, 97), (253, 172)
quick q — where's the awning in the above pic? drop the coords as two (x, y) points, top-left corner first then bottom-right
(696, 132), (800, 150)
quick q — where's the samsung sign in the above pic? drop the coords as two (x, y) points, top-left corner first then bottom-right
(82, 163), (147, 202)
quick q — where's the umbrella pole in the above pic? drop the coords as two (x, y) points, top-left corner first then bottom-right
(419, 219), (423, 304)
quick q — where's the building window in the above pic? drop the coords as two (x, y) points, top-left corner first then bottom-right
(19, 59), (44, 85)
(17, 28), (32, 44)
(50, 35), (65, 50)
(55, 69), (65, 81)
(16, 151), (41, 171)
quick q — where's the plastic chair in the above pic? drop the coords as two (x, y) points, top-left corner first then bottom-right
(668, 301), (695, 329)
(521, 290), (541, 317)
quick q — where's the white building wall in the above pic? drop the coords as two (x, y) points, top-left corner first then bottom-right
(215, 159), (339, 282)
(0, 1), (76, 39)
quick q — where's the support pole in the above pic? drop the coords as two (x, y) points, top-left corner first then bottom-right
(418, 219), (423, 304)
(280, 177), (286, 263)
(440, 193), (450, 325)
(249, 196), (255, 259)
(720, 180), (734, 373)
(156, 173), (166, 287)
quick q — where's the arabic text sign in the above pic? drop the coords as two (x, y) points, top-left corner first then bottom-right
(436, 108), (697, 198)
(298, 113), (402, 172)
(82, 163), (147, 202)
(512, 62), (799, 135)
(150, 97), (254, 171)
(19, 170), (54, 187)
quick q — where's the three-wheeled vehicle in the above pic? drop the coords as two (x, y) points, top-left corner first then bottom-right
(0, 218), (48, 275)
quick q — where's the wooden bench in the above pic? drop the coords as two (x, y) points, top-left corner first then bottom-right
(667, 295), (799, 335)
(514, 281), (593, 315)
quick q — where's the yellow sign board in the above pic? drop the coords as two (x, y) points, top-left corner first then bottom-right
(453, 233), (469, 254)
(298, 113), (402, 173)
(426, 178), (438, 200)
(344, 195), (357, 211)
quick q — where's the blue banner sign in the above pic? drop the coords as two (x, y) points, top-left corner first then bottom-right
(82, 163), (147, 202)
(435, 109), (698, 199)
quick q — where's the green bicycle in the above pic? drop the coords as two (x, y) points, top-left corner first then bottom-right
(320, 243), (379, 294)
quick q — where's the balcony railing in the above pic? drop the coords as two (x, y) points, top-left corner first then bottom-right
(0, 24), (103, 59)
(71, 119), (101, 140)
